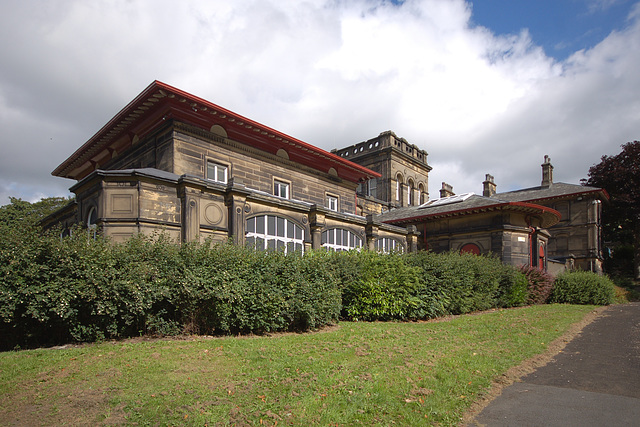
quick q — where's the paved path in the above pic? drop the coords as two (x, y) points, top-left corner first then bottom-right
(469, 302), (640, 426)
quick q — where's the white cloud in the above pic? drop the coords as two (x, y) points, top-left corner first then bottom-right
(0, 0), (638, 204)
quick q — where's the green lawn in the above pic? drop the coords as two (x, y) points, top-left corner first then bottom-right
(0, 304), (595, 426)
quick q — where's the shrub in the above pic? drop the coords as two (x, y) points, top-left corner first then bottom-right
(338, 250), (448, 321)
(0, 230), (343, 350)
(550, 271), (616, 305)
(175, 242), (342, 335)
(496, 268), (528, 308)
(405, 251), (506, 314)
(520, 266), (555, 304)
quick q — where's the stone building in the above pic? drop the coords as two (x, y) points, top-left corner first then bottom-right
(45, 81), (606, 273)
(487, 156), (608, 273)
(376, 156), (608, 272)
(377, 191), (560, 269)
(332, 131), (432, 213)
(46, 81), (416, 253)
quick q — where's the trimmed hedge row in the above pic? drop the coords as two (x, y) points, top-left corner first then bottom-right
(0, 227), (615, 350)
(550, 271), (616, 305)
(0, 231), (341, 350)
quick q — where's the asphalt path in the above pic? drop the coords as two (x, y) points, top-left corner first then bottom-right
(469, 302), (640, 426)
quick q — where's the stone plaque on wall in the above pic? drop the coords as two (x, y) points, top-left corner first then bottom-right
(111, 194), (134, 214)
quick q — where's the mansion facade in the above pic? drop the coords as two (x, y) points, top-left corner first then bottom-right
(46, 81), (607, 273)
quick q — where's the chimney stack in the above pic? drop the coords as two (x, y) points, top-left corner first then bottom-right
(440, 182), (455, 198)
(483, 174), (496, 197)
(541, 155), (553, 188)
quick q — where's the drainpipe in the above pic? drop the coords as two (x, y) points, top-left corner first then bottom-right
(355, 192), (358, 215)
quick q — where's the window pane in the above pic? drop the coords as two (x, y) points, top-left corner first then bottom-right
(246, 217), (255, 233)
(295, 225), (302, 240)
(217, 166), (227, 183)
(267, 215), (276, 235)
(277, 240), (285, 251)
(267, 239), (276, 250)
(321, 231), (327, 245)
(336, 229), (342, 245)
(246, 236), (255, 248)
(256, 216), (265, 234)
(287, 221), (295, 238)
(256, 237), (265, 250)
(277, 217), (285, 237)
(328, 229), (334, 244)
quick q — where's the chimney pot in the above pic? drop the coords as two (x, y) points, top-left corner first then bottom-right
(483, 174), (496, 197)
(440, 182), (455, 198)
(541, 155), (554, 188)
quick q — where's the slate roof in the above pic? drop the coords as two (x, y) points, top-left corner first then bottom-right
(377, 193), (561, 228)
(490, 182), (608, 203)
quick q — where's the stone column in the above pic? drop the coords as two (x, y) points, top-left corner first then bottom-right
(309, 208), (326, 250)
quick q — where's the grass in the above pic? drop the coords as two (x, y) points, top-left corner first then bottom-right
(0, 304), (595, 426)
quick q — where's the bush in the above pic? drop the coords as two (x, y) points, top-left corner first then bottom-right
(340, 251), (446, 321)
(550, 271), (616, 305)
(496, 269), (528, 308)
(520, 266), (555, 305)
(177, 243), (341, 335)
(405, 251), (507, 315)
(0, 230), (343, 350)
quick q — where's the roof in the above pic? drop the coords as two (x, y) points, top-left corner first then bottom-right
(491, 182), (609, 203)
(52, 81), (380, 183)
(378, 193), (561, 228)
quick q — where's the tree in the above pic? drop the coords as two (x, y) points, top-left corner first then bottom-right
(0, 196), (72, 230)
(585, 141), (640, 279)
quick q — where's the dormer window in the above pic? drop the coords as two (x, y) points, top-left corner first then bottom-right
(207, 161), (228, 184)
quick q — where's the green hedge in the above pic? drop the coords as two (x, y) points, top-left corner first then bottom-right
(0, 230), (342, 350)
(3, 223), (585, 350)
(405, 251), (520, 314)
(339, 250), (447, 321)
(550, 271), (615, 305)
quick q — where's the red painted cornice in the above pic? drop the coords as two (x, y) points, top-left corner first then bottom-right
(384, 201), (561, 229)
(52, 81), (380, 183)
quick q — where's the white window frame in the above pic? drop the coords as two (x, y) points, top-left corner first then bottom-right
(321, 228), (363, 252)
(245, 215), (304, 254)
(207, 161), (228, 184)
(376, 237), (403, 253)
(274, 179), (290, 199)
(327, 194), (338, 211)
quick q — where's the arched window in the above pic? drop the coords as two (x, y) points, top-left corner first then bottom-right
(408, 179), (415, 206)
(87, 207), (98, 239)
(321, 228), (363, 252)
(375, 237), (404, 253)
(245, 215), (304, 253)
(418, 183), (426, 205)
(460, 243), (481, 255)
(396, 173), (403, 203)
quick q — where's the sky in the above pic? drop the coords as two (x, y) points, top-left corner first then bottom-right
(0, 0), (638, 205)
